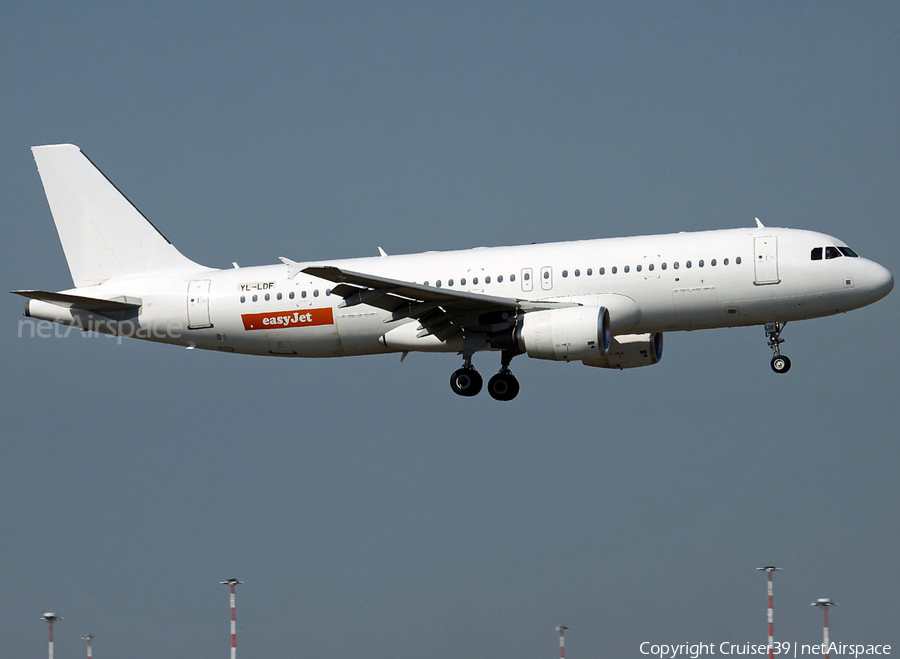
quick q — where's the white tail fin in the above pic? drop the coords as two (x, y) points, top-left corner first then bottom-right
(32, 144), (205, 287)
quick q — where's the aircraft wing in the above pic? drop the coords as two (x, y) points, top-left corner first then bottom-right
(303, 265), (573, 341)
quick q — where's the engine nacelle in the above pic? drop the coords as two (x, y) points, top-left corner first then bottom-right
(516, 306), (610, 361)
(582, 332), (664, 369)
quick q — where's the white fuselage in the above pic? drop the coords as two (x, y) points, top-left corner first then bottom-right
(36, 226), (892, 358)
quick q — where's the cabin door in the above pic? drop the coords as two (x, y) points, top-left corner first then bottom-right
(754, 237), (780, 285)
(187, 279), (213, 329)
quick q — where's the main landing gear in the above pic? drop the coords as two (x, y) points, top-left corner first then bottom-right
(450, 363), (483, 397)
(450, 351), (520, 401)
(487, 351), (520, 402)
(765, 321), (791, 374)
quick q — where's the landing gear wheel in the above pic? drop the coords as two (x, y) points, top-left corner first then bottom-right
(450, 368), (483, 397)
(764, 322), (791, 375)
(487, 372), (520, 401)
(770, 355), (792, 374)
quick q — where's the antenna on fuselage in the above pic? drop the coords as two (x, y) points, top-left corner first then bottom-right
(755, 217), (765, 228)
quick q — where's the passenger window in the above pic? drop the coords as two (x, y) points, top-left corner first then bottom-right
(436, 280), (441, 287)
(636, 265), (642, 272)
(574, 269), (580, 277)
(326, 289), (331, 296)
(724, 258), (729, 265)
(674, 262), (679, 270)
(510, 274), (516, 282)
(302, 291), (307, 298)
(562, 270), (568, 278)
(265, 293), (270, 301)
(240, 295), (246, 303)
(648, 264), (654, 271)
(521, 273), (528, 281)
(825, 246), (842, 259)
(624, 265), (630, 273)
(543, 271), (549, 279)
(698, 260), (704, 268)
(314, 290), (319, 297)
(612, 266), (617, 274)
(289, 292), (295, 299)
(811, 247), (823, 260)
(736, 257), (742, 264)
(448, 279), (454, 286)
(498, 275), (504, 283)
(599, 267), (605, 275)
(461, 278), (467, 285)
(711, 259), (716, 266)
(485, 276), (491, 284)
(661, 263), (667, 270)
(686, 261), (692, 269)
(277, 292), (283, 300)
(424, 281), (429, 286)
(252, 294), (258, 302)
(587, 268), (592, 276)
(473, 277), (479, 285)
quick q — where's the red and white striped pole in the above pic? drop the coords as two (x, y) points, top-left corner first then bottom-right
(556, 625), (568, 659)
(221, 579), (243, 659)
(82, 634), (94, 659)
(41, 613), (63, 659)
(812, 599), (837, 659)
(757, 566), (781, 659)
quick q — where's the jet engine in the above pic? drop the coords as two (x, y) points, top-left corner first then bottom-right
(582, 332), (664, 369)
(514, 306), (611, 361)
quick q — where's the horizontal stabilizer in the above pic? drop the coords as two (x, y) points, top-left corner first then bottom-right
(12, 290), (141, 312)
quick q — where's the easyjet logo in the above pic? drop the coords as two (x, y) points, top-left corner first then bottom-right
(241, 308), (334, 331)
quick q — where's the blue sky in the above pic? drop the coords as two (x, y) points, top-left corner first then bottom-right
(2, 3), (898, 657)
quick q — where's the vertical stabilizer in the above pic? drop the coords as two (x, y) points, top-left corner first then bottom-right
(32, 144), (205, 287)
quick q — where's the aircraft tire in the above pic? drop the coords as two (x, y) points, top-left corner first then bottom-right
(450, 368), (483, 397)
(487, 372), (520, 401)
(770, 355), (792, 374)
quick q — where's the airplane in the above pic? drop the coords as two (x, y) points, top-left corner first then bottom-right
(14, 144), (894, 401)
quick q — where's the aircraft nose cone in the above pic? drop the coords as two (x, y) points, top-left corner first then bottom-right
(868, 262), (894, 301)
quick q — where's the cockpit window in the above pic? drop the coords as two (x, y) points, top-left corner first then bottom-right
(838, 246), (859, 257)
(825, 246), (842, 259)
(811, 247), (823, 261)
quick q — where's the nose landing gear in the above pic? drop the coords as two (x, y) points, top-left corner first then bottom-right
(765, 322), (792, 374)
